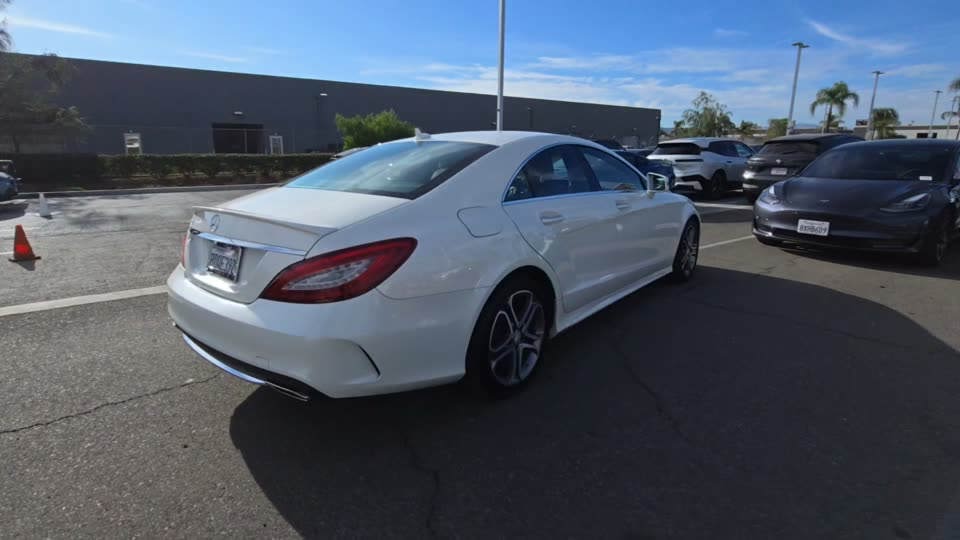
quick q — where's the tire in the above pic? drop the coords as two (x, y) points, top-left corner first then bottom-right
(671, 219), (700, 282)
(466, 275), (551, 395)
(706, 171), (726, 199)
(918, 219), (950, 266)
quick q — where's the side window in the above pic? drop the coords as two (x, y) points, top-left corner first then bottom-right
(735, 143), (754, 158)
(580, 147), (646, 191)
(505, 145), (595, 201)
(708, 141), (737, 157)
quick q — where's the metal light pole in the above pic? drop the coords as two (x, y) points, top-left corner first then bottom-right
(928, 90), (942, 138)
(495, 0), (505, 131)
(864, 70), (883, 140)
(786, 42), (809, 134)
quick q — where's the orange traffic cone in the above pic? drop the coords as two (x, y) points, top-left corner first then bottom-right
(9, 225), (40, 262)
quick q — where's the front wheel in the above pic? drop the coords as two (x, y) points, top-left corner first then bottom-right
(918, 220), (950, 266)
(671, 219), (700, 282)
(466, 277), (550, 395)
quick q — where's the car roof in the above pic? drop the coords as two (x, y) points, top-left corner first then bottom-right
(832, 139), (960, 151)
(766, 133), (857, 142)
(391, 130), (583, 146)
(659, 137), (738, 148)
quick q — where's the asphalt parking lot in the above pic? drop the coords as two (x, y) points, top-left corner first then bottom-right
(2, 190), (959, 539)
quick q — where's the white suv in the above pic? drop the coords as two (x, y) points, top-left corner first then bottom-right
(650, 138), (754, 198)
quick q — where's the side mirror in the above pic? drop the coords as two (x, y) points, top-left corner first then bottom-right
(647, 173), (670, 192)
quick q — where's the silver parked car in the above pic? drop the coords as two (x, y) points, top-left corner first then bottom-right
(650, 138), (755, 198)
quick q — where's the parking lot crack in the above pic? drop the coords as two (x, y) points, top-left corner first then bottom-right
(402, 431), (442, 539)
(0, 374), (220, 435)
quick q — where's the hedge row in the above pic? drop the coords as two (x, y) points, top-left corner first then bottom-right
(0, 153), (334, 183)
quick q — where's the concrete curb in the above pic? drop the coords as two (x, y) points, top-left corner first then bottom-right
(16, 182), (280, 199)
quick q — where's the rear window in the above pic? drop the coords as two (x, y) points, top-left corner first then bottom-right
(652, 143), (701, 156)
(758, 141), (819, 155)
(803, 145), (955, 182)
(287, 141), (495, 199)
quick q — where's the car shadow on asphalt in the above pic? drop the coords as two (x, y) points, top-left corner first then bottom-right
(780, 243), (960, 281)
(699, 208), (754, 224)
(229, 267), (960, 539)
(0, 201), (28, 220)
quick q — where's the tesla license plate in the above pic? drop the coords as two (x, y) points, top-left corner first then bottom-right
(207, 243), (243, 281)
(797, 219), (830, 237)
(771, 167), (788, 175)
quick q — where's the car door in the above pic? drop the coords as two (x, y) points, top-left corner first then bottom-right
(502, 145), (625, 313)
(578, 146), (677, 285)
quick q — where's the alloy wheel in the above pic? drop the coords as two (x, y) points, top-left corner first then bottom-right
(679, 224), (699, 276)
(487, 290), (546, 387)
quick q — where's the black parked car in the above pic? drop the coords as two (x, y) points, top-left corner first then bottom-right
(753, 140), (960, 265)
(744, 133), (861, 203)
(616, 150), (676, 190)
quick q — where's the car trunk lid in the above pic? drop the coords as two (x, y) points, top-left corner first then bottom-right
(747, 153), (816, 176)
(184, 187), (408, 303)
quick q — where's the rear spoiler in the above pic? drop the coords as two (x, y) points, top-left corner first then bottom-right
(191, 205), (336, 237)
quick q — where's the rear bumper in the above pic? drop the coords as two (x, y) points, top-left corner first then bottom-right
(167, 266), (488, 398)
(741, 175), (782, 194)
(752, 208), (932, 252)
(672, 175), (707, 193)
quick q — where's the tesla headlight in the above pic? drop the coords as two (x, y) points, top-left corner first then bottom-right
(881, 192), (930, 213)
(757, 185), (781, 205)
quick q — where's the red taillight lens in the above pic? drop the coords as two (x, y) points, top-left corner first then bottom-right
(180, 233), (190, 267)
(261, 238), (417, 303)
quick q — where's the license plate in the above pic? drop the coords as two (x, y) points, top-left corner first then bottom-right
(207, 243), (243, 281)
(797, 219), (830, 237)
(771, 167), (788, 175)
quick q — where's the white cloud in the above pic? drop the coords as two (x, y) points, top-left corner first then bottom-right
(885, 64), (947, 79)
(5, 15), (112, 38)
(178, 50), (247, 63)
(714, 28), (748, 38)
(805, 19), (907, 55)
(531, 55), (632, 70)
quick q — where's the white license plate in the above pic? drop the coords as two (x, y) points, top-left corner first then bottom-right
(797, 219), (830, 237)
(771, 167), (788, 175)
(207, 243), (243, 281)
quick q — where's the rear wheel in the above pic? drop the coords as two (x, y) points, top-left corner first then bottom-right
(671, 219), (700, 282)
(706, 171), (726, 199)
(466, 276), (550, 395)
(918, 219), (950, 266)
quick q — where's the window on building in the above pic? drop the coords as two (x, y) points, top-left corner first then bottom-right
(212, 123), (264, 154)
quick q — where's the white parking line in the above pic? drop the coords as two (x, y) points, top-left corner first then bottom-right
(0, 285), (167, 318)
(696, 202), (754, 210)
(701, 235), (755, 249)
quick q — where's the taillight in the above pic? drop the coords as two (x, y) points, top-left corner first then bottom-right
(180, 232), (190, 267)
(261, 238), (417, 303)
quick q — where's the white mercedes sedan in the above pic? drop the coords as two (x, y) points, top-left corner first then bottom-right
(167, 131), (700, 401)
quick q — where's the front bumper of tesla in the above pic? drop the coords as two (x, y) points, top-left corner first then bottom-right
(167, 266), (488, 399)
(753, 203), (934, 252)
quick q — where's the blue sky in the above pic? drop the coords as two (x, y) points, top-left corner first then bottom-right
(4, 0), (959, 126)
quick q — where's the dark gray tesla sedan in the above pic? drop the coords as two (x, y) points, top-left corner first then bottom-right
(753, 139), (960, 265)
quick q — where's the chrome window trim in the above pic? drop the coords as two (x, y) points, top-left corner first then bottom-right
(190, 230), (307, 256)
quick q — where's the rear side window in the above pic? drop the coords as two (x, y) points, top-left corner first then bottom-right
(707, 141), (738, 157)
(505, 145), (596, 201)
(652, 143), (701, 156)
(758, 141), (819, 155)
(287, 140), (495, 199)
(580, 147), (646, 191)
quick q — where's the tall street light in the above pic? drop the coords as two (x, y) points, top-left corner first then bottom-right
(865, 70), (883, 140)
(496, 0), (505, 131)
(786, 42), (809, 134)
(928, 90), (942, 139)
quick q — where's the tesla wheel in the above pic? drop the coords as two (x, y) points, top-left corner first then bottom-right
(466, 276), (550, 395)
(671, 219), (700, 282)
(918, 219), (950, 266)
(707, 171), (726, 199)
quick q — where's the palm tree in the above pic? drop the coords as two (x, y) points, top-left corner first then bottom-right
(810, 82), (860, 134)
(870, 108), (899, 139)
(950, 77), (960, 93)
(943, 110), (959, 140)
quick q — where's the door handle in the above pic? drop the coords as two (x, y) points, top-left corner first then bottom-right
(539, 211), (564, 225)
(615, 199), (631, 211)
(725, 160), (733, 164)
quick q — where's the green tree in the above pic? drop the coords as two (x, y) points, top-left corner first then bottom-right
(335, 109), (415, 150)
(0, 53), (89, 153)
(670, 120), (687, 138)
(767, 118), (788, 138)
(735, 120), (761, 138)
(0, 0), (11, 52)
(819, 116), (844, 133)
(810, 81), (860, 134)
(870, 107), (900, 139)
(950, 77), (960, 92)
(679, 92), (735, 137)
